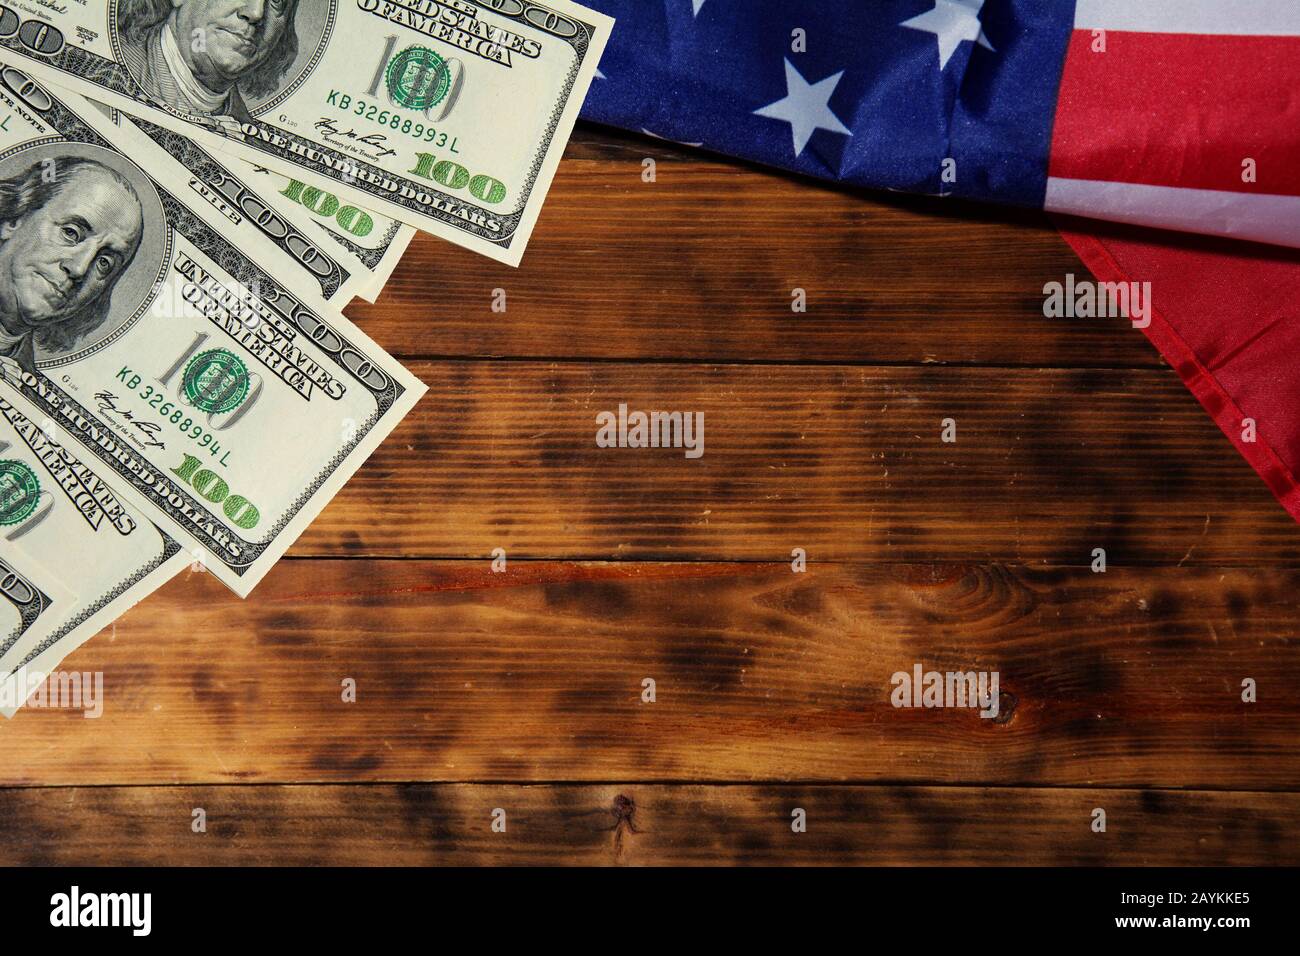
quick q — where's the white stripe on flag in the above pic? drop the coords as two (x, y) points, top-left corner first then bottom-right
(1074, 0), (1300, 35)
(1045, 178), (1300, 249)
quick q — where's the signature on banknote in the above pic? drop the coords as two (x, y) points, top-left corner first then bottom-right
(314, 118), (398, 160)
(93, 392), (167, 452)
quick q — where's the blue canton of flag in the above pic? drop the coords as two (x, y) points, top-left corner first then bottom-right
(579, 0), (1076, 206)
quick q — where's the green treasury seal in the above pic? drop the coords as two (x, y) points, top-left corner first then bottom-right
(386, 46), (452, 111)
(0, 460), (40, 526)
(184, 349), (251, 415)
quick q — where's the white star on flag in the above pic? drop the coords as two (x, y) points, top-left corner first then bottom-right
(692, 0), (707, 15)
(753, 58), (852, 157)
(901, 0), (995, 70)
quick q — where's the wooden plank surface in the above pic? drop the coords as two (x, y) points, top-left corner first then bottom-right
(345, 129), (1158, 368)
(4, 125), (1297, 868)
(3, 560), (1294, 790)
(2, 784), (1294, 866)
(290, 362), (1300, 564)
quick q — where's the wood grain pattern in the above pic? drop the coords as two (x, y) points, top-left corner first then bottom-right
(2, 783), (1294, 866)
(345, 129), (1158, 368)
(4, 560), (1295, 790)
(290, 362), (1299, 564)
(5, 127), (1294, 868)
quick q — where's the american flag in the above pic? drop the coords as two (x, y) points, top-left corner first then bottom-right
(577, 0), (1300, 523)
(580, 0), (1300, 248)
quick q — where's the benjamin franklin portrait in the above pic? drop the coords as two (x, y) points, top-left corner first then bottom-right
(0, 158), (144, 373)
(117, 0), (301, 123)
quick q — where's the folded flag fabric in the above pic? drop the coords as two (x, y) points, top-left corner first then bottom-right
(1062, 225), (1300, 525)
(580, 0), (1300, 249)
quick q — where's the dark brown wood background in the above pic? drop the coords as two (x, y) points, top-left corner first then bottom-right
(3, 127), (1298, 865)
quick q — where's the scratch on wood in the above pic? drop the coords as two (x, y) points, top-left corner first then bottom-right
(1177, 514), (1212, 567)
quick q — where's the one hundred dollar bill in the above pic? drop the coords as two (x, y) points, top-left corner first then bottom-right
(0, 388), (188, 716)
(0, 0), (613, 266)
(0, 71), (426, 597)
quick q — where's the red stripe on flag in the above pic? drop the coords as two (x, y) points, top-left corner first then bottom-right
(1059, 222), (1300, 525)
(1050, 30), (1300, 196)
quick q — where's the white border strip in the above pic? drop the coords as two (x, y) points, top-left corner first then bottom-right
(1074, 0), (1300, 35)
(1045, 177), (1300, 249)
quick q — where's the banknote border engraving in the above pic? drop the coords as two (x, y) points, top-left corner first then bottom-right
(0, 0), (602, 253)
(133, 117), (350, 301)
(6, 531), (182, 671)
(0, 555), (53, 647)
(2, 85), (411, 578)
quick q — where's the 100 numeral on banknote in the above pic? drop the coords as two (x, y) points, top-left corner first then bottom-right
(0, 0), (613, 265)
(0, 71), (424, 597)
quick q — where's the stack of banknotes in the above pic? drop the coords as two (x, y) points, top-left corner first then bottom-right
(0, 0), (611, 715)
